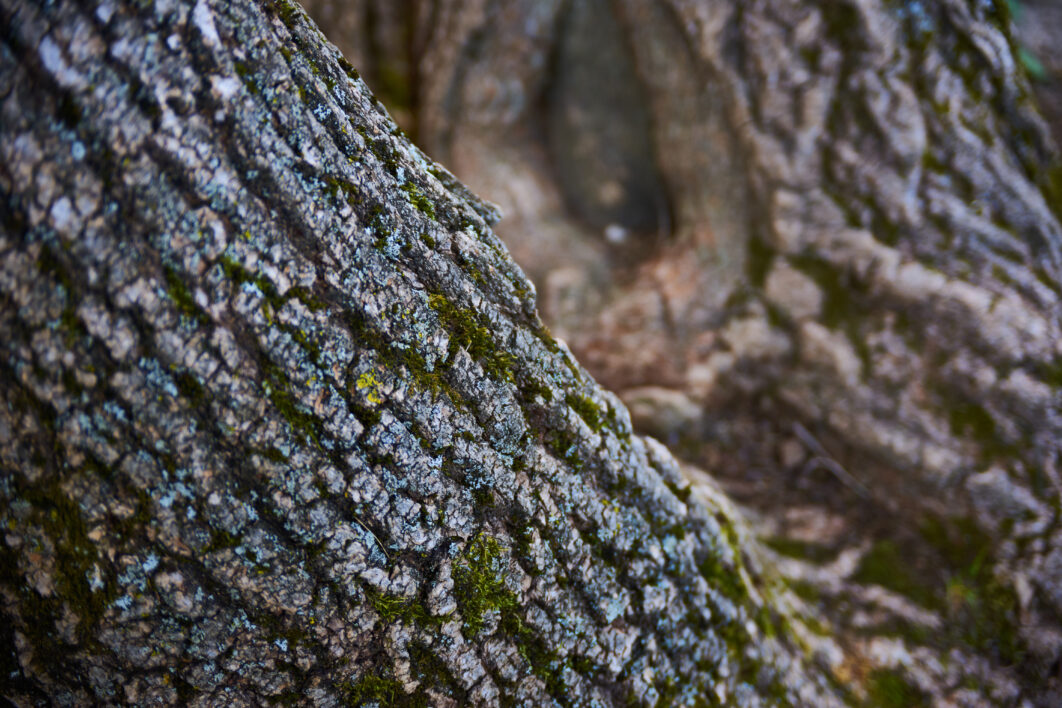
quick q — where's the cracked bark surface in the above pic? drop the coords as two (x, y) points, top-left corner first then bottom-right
(0, 0), (849, 705)
(300, 0), (1062, 703)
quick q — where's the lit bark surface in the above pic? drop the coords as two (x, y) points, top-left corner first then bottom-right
(300, 0), (1062, 701)
(0, 0), (843, 705)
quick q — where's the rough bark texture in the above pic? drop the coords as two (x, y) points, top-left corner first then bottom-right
(0, 0), (849, 706)
(299, 0), (1062, 703)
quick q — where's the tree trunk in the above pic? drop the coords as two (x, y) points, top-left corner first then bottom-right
(301, 0), (1062, 702)
(0, 0), (848, 705)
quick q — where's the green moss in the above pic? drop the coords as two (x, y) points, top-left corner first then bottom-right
(565, 393), (607, 432)
(219, 255), (279, 301)
(746, 236), (775, 288)
(218, 255), (326, 366)
(523, 378), (554, 404)
(922, 148), (949, 175)
(357, 126), (401, 175)
(260, 357), (321, 446)
(287, 286), (329, 312)
(427, 294), (514, 383)
(789, 579), (822, 603)
(852, 516), (1025, 664)
(1042, 162), (1062, 227)
(18, 481), (117, 646)
(400, 183), (436, 220)
(365, 588), (446, 628)
(852, 540), (936, 608)
(322, 175), (364, 211)
(697, 553), (749, 604)
(270, 0), (304, 29)
(653, 677), (681, 707)
(452, 533), (513, 638)
(450, 534), (568, 697)
(864, 668), (927, 708)
(287, 326), (322, 365)
(109, 487), (155, 542)
(790, 254), (872, 373)
(337, 56), (361, 81)
(789, 256), (862, 328)
(164, 265), (211, 327)
(233, 60), (259, 95)
(341, 312), (463, 415)
(405, 642), (466, 704)
(345, 673), (402, 705)
(934, 386), (1019, 459)
(764, 537), (837, 564)
(259, 447), (289, 463)
(920, 516), (1024, 664)
(946, 400), (996, 441)
(37, 243), (76, 297)
(174, 370), (207, 409)
(546, 428), (583, 472)
(664, 480), (691, 504)
(204, 527), (241, 553)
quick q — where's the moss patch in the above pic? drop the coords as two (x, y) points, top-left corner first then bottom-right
(764, 536), (837, 564)
(853, 515), (1025, 665)
(864, 668), (927, 708)
(920, 516), (1024, 664)
(427, 294), (514, 382)
(565, 393), (607, 432)
(365, 587), (445, 628)
(790, 254), (872, 370)
(400, 182), (436, 220)
(852, 540), (936, 609)
(163, 265), (211, 328)
(343, 672), (402, 705)
(452, 533), (514, 638)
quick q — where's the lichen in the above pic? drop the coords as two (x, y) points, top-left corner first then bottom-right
(356, 371), (384, 405)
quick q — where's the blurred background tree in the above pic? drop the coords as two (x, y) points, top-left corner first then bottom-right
(302, 0), (1062, 702)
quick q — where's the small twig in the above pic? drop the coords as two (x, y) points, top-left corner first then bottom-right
(793, 422), (870, 498)
(354, 515), (390, 561)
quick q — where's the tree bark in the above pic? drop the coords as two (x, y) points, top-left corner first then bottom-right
(0, 0), (846, 705)
(300, 0), (1062, 702)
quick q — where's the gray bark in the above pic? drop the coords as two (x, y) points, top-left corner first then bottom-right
(300, 0), (1062, 703)
(0, 0), (842, 706)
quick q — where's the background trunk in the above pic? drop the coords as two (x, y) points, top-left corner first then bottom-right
(0, 0), (850, 705)
(302, 0), (1062, 702)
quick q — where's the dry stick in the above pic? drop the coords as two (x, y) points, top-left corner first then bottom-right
(793, 422), (871, 498)
(354, 516), (391, 561)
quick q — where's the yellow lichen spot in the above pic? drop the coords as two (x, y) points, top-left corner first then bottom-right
(356, 371), (384, 404)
